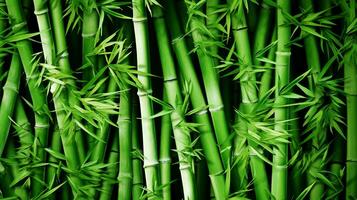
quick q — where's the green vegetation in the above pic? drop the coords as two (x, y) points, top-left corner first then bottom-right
(0, 0), (354, 199)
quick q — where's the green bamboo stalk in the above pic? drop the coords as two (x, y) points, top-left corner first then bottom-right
(131, 96), (144, 200)
(90, 77), (117, 163)
(253, 1), (273, 68)
(31, 0), (58, 195)
(98, 132), (119, 200)
(153, 6), (197, 199)
(166, 2), (226, 199)
(299, 1), (327, 198)
(344, 1), (357, 199)
(14, 99), (34, 161)
(206, 0), (220, 55)
(0, 54), (21, 156)
(49, 0), (86, 164)
(45, 127), (62, 199)
(159, 91), (172, 200)
(5, 136), (29, 200)
(184, 0), (231, 170)
(259, 30), (276, 97)
(13, 99), (34, 200)
(5, 2), (50, 194)
(227, 2), (270, 199)
(132, 0), (159, 194)
(118, 80), (133, 200)
(14, 100), (34, 200)
(0, 0), (7, 90)
(271, 0), (291, 199)
(82, 3), (98, 81)
(99, 133), (119, 200)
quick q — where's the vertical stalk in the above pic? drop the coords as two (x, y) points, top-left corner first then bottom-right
(228, 2), (270, 199)
(0, 54), (21, 155)
(31, 0), (57, 195)
(48, 4), (88, 194)
(185, 0), (231, 169)
(271, 0), (291, 199)
(5, 2), (50, 195)
(131, 96), (144, 200)
(153, 6), (197, 199)
(299, 1), (326, 198)
(82, 4), (98, 81)
(132, 0), (159, 194)
(166, 2), (226, 199)
(98, 131), (119, 200)
(118, 79), (133, 200)
(159, 91), (172, 200)
(344, 1), (357, 199)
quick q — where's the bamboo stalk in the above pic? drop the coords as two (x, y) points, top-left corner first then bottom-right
(49, 0), (86, 164)
(184, 0), (231, 170)
(98, 131), (119, 200)
(344, 1), (357, 199)
(153, 6), (197, 199)
(0, 54), (21, 155)
(118, 79), (133, 200)
(82, 5), (99, 81)
(271, 0), (291, 199)
(5, 2), (50, 195)
(131, 95), (144, 200)
(132, 0), (159, 194)
(228, 1), (270, 199)
(299, 1), (328, 198)
(159, 91), (172, 200)
(166, 1), (226, 199)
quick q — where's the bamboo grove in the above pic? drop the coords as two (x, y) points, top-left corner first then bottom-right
(0, 0), (355, 199)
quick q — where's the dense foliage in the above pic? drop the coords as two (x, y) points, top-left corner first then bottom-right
(0, 0), (356, 199)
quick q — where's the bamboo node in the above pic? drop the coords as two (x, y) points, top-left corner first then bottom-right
(118, 173), (133, 180)
(143, 160), (159, 168)
(232, 26), (248, 32)
(164, 76), (177, 82)
(132, 17), (148, 22)
(159, 157), (171, 163)
(275, 51), (291, 56)
(59, 51), (69, 58)
(82, 32), (96, 38)
(209, 104), (224, 112)
(35, 123), (50, 128)
(137, 89), (152, 96)
(3, 83), (19, 93)
(208, 170), (225, 177)
(34, 8), (49, 16)
(273, 164), (287, 169)
(179, 163), (191, 170)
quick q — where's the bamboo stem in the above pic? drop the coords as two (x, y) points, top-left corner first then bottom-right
(166, 1), (226, 199)
(344, 1), (357, 198)
(131, 95), (144, 200)
(0, 54), (21, 155)
(153, 6), (197, 199)
(159, 91), (172, 200)
(228, 1), (270, 198)
(271, 1), (291, 199)
(132, 0), (159, 194)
